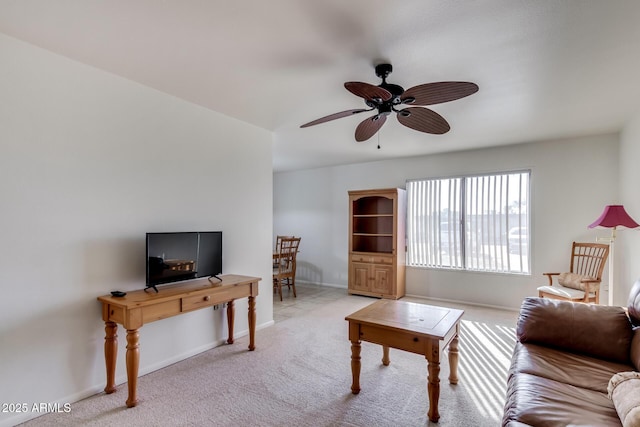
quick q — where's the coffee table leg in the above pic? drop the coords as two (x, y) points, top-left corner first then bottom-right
(382, 345), (390, 366)
(350, 340), (361, 394)
(448, 333), (460, 385)
(427, 346), (441, 422)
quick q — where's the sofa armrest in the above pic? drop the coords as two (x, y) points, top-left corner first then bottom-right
(517, 297), (633, 363)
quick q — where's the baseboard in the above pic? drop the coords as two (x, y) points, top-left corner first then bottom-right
(405, 293), (519, 312)
(296, 281), (516, 311)
(296, 280), (347, 290)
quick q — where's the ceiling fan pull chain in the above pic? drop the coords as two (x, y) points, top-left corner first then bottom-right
(377, 131), (381, 150)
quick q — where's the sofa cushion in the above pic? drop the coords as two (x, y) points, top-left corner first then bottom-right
(558, 272), (594, 291)
(508, 342), (634, 394)
(537, 284), (591, 299)
(502, 371), (621, 426)
(608, 372), (640, 427)
(632, 329), (640, 372)
(629, 279), (640, 327)
(517, 297), (633, 363)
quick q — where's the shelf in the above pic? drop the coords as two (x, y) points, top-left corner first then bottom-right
(352, 196), (393, 216)
(352, 215), (393, 235)
(352, 235), (393, 253)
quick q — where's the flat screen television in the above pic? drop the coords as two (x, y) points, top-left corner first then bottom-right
(146, 231), (222, 292)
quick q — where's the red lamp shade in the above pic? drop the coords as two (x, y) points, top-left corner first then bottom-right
(588, 205), (640, 229)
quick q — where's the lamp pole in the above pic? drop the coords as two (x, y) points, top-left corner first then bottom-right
(608, 227), (616, 307)
(596, 231), (615, 306)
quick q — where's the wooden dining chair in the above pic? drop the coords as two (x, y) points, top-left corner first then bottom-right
(273, 237), (301, 301)
(273, 235), (293, 268)
(537, 241), (610, 304)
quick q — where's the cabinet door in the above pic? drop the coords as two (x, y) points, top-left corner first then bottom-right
(371, 264), (393, 294)
(350, 262), (371, 292)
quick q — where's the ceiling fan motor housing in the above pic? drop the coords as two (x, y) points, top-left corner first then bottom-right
(375, 63), (404, 104)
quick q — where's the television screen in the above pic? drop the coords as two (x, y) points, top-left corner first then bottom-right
(146, 231), (222, 289)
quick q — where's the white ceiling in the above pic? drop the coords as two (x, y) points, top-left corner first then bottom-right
(1, 1), (640, 172)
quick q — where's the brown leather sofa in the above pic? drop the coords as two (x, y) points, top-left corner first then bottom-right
(502, 280), (640, 426)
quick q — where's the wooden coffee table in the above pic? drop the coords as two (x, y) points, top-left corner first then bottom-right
(345, 299), (464, 422)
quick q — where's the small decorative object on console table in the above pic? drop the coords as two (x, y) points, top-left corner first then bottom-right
(97, 274), (261, 408)
(588, 204), (639, 306)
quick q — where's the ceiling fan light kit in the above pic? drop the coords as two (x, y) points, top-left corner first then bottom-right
(300, 63), (478, 142)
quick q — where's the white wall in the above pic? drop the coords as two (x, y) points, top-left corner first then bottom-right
(0, 34), (273, 426)
(619, 108), (640, 303)
(274, 134), (619, 309)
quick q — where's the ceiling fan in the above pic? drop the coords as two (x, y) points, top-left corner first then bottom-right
(300, 63), (478, 142)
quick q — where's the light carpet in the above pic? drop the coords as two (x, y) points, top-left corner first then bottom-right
(21, 294), (516, 426)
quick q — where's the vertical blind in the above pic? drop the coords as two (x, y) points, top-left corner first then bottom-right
(407, 171), (530, 274)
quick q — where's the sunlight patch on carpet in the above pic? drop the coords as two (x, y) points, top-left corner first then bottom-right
(455, 319), (516, 423)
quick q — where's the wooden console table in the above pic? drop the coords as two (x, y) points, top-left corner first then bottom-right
(97, 274), (261, 408)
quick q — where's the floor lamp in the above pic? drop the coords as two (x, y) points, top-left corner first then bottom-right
(588, 205), (639, 306)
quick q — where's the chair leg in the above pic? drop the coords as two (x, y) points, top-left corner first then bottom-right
(278, 279), (283, 301)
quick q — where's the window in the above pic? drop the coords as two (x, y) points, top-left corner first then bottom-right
(407, 171), (530, 274)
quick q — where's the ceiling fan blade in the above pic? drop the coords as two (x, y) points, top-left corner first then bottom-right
(345, 82), (392, 102)
(355, 114), (387, 142)
(401, 81), (479, 106)
(300, 108), (370, 128)
(396, 107), (450, 135)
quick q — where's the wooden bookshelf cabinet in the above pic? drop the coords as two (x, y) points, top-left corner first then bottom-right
(348, 188), (406, 299)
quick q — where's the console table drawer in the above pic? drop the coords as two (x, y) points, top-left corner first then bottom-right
(142, 300), (181, 323)
(182, 293), (216, 312)
(182, 284), (253, 312)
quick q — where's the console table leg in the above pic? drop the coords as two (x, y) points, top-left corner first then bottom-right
(427, 345), (441, 422)
(248, 296), (256, 351)
(226, 300), (235, 344)
(104, 321), (118, 394)
(350, 340), (361, 394)
(125, 329), (140, 408)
